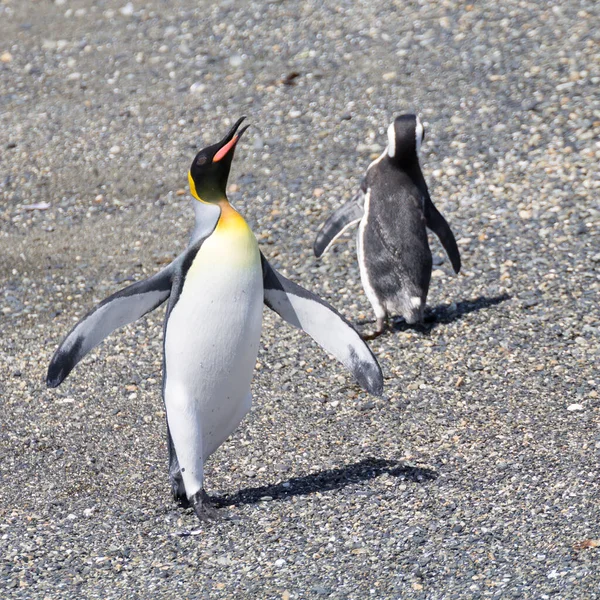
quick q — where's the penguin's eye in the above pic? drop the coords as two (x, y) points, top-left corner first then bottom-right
(196, 154), (208, 166)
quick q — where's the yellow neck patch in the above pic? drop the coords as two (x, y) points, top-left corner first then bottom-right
(187, 201), (258, 276)
(216, 202), (252, 235)
(188, 171), (201, 202)
(187, 171), (254, 250)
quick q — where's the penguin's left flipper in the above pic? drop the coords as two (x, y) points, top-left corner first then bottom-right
(424, 196), (461, 274)
(47, 263), (176, 388)
(261, 253), (384, 396)
(313, 189), (365, 258)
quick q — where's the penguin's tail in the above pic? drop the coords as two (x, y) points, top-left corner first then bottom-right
(401, 295), (425, 325)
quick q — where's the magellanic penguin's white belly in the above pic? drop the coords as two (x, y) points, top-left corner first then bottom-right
(164, 205), (263, 497)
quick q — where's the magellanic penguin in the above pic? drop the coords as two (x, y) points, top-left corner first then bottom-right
(47, 117), (383, 520)
(313, 114), (461, 339)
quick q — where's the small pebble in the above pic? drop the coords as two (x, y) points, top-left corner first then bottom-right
(119, 3), (134, 16)
(189, 82), (205, 94)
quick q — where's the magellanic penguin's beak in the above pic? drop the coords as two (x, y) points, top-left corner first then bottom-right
(213, 116), (250, 162)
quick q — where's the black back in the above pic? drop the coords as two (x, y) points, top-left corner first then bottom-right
(363, 160), (432, 311)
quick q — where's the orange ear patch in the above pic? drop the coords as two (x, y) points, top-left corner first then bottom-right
(213, 136), (238, 162)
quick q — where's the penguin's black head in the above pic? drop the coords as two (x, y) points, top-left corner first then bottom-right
(188, 117), (249, 202)
(386, 114), (424, 164)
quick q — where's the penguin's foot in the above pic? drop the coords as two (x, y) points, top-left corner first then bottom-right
(190, 489), (220, 522)
(170, 472), (190, 508)
(423, 310), (437, 324)
(391, 315), (429, 332)
(361, 317), (386, 340)
(390, 315), (405, 328)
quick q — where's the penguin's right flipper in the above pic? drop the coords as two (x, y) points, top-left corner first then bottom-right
(424, 196), (461, 274)
(313, 189), (365, 258)
(47, 264), (175, 388)
(261, 253), (384, 396)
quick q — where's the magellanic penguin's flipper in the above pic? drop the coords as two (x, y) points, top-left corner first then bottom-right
(424, 196), (461, 274)
(47, 261), (179, 388)
(261, 253), (384, 396)
(313, 186), (366, 258)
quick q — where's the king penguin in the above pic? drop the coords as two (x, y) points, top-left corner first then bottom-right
(47, 117), (383, 520)
(314, 114), (461, 339)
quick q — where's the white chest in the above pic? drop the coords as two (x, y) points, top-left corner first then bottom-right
(163, 222), (264, 459)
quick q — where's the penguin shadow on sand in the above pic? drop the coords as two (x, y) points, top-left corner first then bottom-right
(355, 292), (511, 335)
(382, 292), (512, 335)
(212, 458), (437, 508)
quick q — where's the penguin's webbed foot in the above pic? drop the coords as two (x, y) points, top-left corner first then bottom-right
(361, 316), (386, 340)
(423, 310), (437, 324)
(190, 489), (220, 521)
(170, 472), (190, 508)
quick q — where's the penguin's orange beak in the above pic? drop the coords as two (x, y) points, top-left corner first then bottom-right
(212, 117), (249, 162)
(213, 135), (239, 162)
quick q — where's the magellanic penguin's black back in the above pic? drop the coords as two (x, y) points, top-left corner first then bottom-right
(314, 113), (460, 337)
(359, 114), (434, 324)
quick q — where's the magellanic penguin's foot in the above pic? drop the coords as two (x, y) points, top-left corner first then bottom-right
(389, 315), (421, 329)
(190, 489), (220, 522)
(423, 311), (437, 324)
(390, 315), (430, 333)
(361, 316), (387, 340)
(390, 315), (406, 329)
(400, 314), (430, 333)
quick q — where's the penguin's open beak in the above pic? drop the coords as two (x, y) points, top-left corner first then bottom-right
(213, 116), (250, 162)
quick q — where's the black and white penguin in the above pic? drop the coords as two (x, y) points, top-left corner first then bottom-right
(314, 114), (461, 338)
(47, 117), (383, 520)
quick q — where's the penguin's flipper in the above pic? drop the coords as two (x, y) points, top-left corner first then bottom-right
(313, 190), (365, 258)
(261, 253), (384, 396)
(424, 197), (461, 274)
(47, 264), (175, 388)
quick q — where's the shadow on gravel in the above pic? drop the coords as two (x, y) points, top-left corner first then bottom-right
(421, 293), (511, 330)
(356, 294), (511, 334)
(213, 457), (438, 508)
(383, 293), (512, 334)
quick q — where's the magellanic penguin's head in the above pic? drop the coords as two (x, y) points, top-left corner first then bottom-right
(188, 117), (250, 203)
(386, 114), (425, 165)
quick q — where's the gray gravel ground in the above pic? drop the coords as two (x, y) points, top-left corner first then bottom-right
(1, 0), (599, 598)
